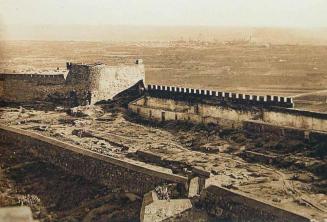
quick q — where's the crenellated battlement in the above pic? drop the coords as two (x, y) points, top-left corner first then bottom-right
(146, 84), (294, 108)
(0, 73), (65, 80)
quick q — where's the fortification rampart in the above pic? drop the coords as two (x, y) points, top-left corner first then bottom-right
(129, 96), (327, 132)
(0, 125), (187, 196)
(65, 61), (145, 104)
(0, 73), (66, 102)
(0, 73), (65, 83)
(0, 60), (145, 105)
(129, 84), (327, 133)
(147, 84), (294, 108)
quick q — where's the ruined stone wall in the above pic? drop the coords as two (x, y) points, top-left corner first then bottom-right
(0, 125), (188, 196)
(129, 96), (258, 127)
(129, 96), (327, 132)
(0, 74), (65, 102)
(243, 120), (327, 141)
(201, 185), (310, 222)
(262, 107), (327, 132)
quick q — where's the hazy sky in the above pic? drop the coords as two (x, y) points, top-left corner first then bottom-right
(1, 0), (326, 27)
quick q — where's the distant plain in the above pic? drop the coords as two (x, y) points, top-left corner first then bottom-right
(1, 40), (327, 111)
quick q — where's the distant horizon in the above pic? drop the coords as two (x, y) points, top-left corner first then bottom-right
(3, 24), (327, 29)
(1, 25), (327, 45)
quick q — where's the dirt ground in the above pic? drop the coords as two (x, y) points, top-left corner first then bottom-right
(0, 104), (326, 221)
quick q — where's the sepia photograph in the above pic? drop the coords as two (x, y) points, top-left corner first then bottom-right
(0, 0), (326, 221)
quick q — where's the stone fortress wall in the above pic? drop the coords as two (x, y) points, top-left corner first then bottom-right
(0, 74), (65, 102)
(129, 85), (327, 132)
(66, 61), (145, 104)
(0, 60), (145, 105)
(146, 84), (294, 108)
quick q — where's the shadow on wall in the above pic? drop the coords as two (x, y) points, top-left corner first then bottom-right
(96, 80), (145, 107)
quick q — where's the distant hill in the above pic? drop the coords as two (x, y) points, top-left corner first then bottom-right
(1, 25), (327, 45)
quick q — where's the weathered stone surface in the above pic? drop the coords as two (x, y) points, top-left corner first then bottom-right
(200, 185), (311, 222)
(140, 191), (159, 221)
(192, 167), (211, 178)
(140, 191), (210, 222)
(142, 198), (192, 222)
(188, 177), (200, 198)
(0, 206), (36, 222)
(137, 150), (163, 164)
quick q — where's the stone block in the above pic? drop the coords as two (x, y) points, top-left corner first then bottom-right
(0, 206), (35, 222)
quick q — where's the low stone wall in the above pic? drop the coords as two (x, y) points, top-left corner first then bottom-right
(129, 96), (327, 132)
(244, 120), (307, 140)
(0, 125), (188, 196)
(128, 97), (257, 128)
(244, 120), (327, 143)
(263, 107), (327, 132)
(201, 185), (310, 222)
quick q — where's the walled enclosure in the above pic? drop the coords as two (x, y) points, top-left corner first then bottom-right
(129, 96), (327, 132)
(0, 60), (144, 105)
